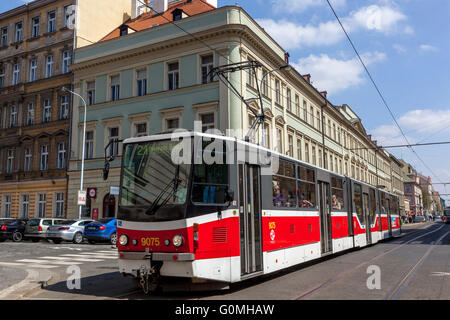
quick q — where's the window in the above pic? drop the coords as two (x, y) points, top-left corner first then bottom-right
(0, 68), (4, 88)
(247, 64), (255, 87)
(200, 113), (214, 133)
(12, 64), (20, 85)
(297, 138), (302, 161)
(288, 134), (294, 157)
(85, 131), (94, 159)
(276, 127), (283, 153)
(64, 6), (74, 28)
(55, 193), (64, 217)
(32, 17), (40, 38)
(60, 96), (69, 120)
(304, 142), (309, 163)
(119, 26), (128, 36)
(62, 51), (71, 73)
(134, 123), (147, 137)
(57, 143), (66, 169)
(297, 165), (316, 208)
(47, 11), (56, 33)
(3, 195), (11, 218)
(310, 106), (314, 126)
(29, 60), (37, 82)
(262, 69), (269, 96)
(15, 22), (22, 42)
(86, 81), (95, 105)
(333, 124), (337, 140)
(110, 75), (120, 101)
(168, 62), (179, 90)
(201, 54), (214, 84)
(166, 118), (179, 132)
(331, 177), (345, 210)
(136, 69), (147, 96)
(330, 154), (333, 172)
(312, 144), (316, 166)
(328, 120), (331, 137)
(286, 88), (292, 112)
(21, 194), (29, 218)
(275, 79), (281, 104)
(1, 27), (8, 47)
(295, 95), (300, 117)
(316, 111), (321, 131)
(27, 103), (35, 125)
(273, 160), (297, 208)
(45, 55), (53, 78)
(24, 148), (32, 172)
(319, 149), (323, 168)
(42, 99), (51, 122)
(303, 100), (307, 122)
(9, 106), (17, 128)
(6, 149), (14, 174)
(40, 145), (49, 171)
(37, 193), (46, 218)
(107, 127), (119, 157)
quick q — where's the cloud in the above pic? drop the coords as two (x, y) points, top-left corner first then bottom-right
(292, 51), (386, 94)
(419, 44), (438, 52)
(258, 4), (412, 50)
(270, 0), (346, 14)
(393, 44), (406, 54)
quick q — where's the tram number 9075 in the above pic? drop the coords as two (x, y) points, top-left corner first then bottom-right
(141, 237), (160, 247)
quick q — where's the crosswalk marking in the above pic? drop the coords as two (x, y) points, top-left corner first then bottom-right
(17, 259), (52, 264)
(80, 252), (117, 256)
(0, 262), (26, 267)
(27, 264), (59, 269)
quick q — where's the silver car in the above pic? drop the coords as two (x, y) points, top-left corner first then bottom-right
(46, 220), (95, 244)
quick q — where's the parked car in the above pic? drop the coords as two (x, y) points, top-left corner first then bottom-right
(24, 218), (68, 242)
(46, 219), (95, 244)
(414, 215), (426, 223)
(0, 219), (28, 242)
(83, 218), (117, 245)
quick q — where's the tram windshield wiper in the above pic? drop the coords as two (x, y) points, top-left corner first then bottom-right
(145, 165), (181, 216)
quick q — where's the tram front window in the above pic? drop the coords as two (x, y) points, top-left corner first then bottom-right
(120, 140), (190, 222)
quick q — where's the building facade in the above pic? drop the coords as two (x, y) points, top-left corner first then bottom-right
(0, 0), (133, 219)
(401, 160), (423, 217)
(67, 0), (396, 219)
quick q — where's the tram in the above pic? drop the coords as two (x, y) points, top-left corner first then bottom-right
(112, 132), (401, 292)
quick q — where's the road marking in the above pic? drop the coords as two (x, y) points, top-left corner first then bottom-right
(40, 256), (74, 260)
(27, 264), (59, 269)
(17, 259), (53, 264)
(43, 261), (83, 265)
(0, 262), (26, 267)
(61, 254), (116, 260)
(431, 272), (450, 277)
(386, 230), (450, 300)
(81, 252), (117, 256)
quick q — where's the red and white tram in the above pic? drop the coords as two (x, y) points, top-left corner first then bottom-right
(113, 132), (401, 292)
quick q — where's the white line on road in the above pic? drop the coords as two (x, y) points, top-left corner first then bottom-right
(61, 254), (116, 260)
(17, 259), (53, 264)
(0, 262), (26, 267)
(26, 264), (59, 269)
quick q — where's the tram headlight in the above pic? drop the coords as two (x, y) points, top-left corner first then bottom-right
(172, 235), (184, 247)
(119, 234), (129, 246)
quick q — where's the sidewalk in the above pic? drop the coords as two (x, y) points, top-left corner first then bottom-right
(0, 267), (52, 300)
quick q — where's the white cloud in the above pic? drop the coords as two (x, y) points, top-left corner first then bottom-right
(419, 44), (438, 52)
(371, 124), (414, 147)
(292, 52), (386, 94)
(258, 5), (412, 50)
(393, 44), (406, 54)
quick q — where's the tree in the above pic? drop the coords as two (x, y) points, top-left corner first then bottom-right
(421, 187), (431, 211)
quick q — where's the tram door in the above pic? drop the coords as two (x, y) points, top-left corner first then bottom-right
(318, 181), (332, 254)
(239, 164), (263, 276)
(362, 193), (372, 245)
(386, 197), (392, 237)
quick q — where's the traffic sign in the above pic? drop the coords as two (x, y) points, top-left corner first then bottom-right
(88, 188), (97, 199)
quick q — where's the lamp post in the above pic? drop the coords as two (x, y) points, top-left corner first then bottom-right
(62, 86), (87, 220)
(258, 64), (291, 148)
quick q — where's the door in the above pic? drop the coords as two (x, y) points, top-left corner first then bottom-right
(363, 193), (371, 245)
(103, 194), (116, 218)
(386, 197), (392, 237)
(318, 181), (332, 254)
(239, 164), (263, 276)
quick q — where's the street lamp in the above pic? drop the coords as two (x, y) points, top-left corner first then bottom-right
(62, 86), (87, 220)
(257, 64), (291, 148)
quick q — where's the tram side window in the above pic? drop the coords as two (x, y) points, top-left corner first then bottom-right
(354, 184), (363, 221)
(390, 196), (398, 215)
(297, 165), (316, 208)
(380, 193), (387, 214)
(331, 176), (345, 210)
(272, 175), (297, 208)
(192, 140), (229, 205)
(369, 188), (377, 224)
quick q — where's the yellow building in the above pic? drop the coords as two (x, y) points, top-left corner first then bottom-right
(0, 0), (133, 219)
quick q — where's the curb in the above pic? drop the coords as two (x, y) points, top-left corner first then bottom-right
(0, 269), (53, 300)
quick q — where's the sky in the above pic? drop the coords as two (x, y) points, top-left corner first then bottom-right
(1, 0), (449, 202)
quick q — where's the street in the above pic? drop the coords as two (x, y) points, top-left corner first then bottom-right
(0, 221), (448, 300)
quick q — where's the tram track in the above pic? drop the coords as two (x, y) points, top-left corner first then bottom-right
(291, 222), (448, 300)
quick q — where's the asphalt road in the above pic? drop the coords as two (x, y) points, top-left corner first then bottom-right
(1, 221), (448, 300)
